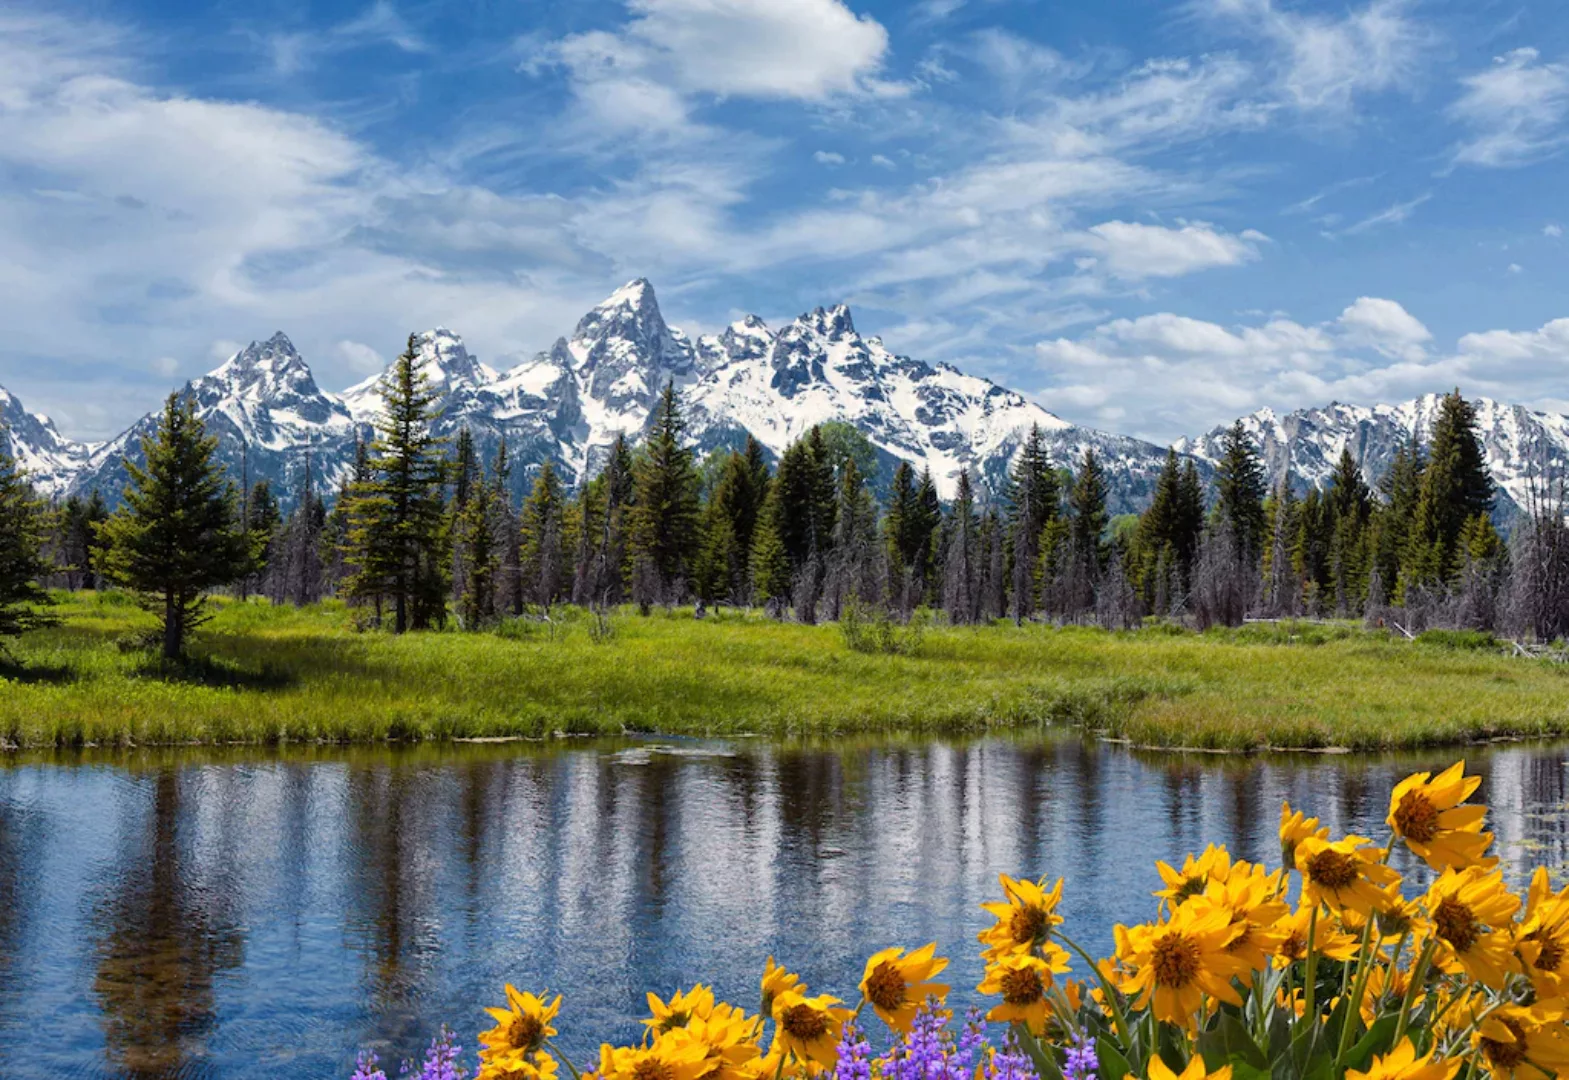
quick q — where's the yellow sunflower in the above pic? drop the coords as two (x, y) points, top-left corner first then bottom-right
(1358, 960), (1415, 1028)
(1280, 802), (1329, 869)
(979, 875), (1066, 959)
(768, 991), (850, 1070)
(1387, 761), (1496, 872)
(858, 944), (951, 1032)
(1421, 866), (1521, 990)
(1114, 898), (1250, 1028)
(760, 958), (804, 1017)
(1294, 834), (1401, 917)
(976, 953), (1056, 1034)
(1202, 865), (1288, 972)
(1155, 846), (1235, 910)
(1147, 1057), (1233, 1080)
(599, 1031), (713, 1080)
(481, 987), (563, 1062)
(1516, 866), (1569, 1000)
(479, 1050), (561, 1080)
(679, 1011), (764, 1080)
(645, 985), (719, 1036)
(1272, 902), (1360, 967)
(1470, 1002), (1569, 1080)
(1345, 1039), (1460, 1080)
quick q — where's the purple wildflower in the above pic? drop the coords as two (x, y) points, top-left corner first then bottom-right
(835, 1021), (873, 1080)
(399, 1026), (469, 1080)
(1062, 1034), (1096, 1080)
(353, 1050), (390, 1080)
(982, 1029), (1039, 1080)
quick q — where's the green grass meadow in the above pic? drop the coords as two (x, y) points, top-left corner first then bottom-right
(1, 592), (1566, 751)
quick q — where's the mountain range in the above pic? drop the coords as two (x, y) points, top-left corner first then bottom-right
(3, 280), (1567, 517)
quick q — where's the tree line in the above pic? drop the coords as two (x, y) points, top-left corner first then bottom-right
(0, 336), (1566, 661)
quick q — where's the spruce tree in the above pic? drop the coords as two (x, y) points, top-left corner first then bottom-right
(1006, 424), (1059, 623)
(748, 486), (792, 612)
(942, 468), (980, 624)
(1068, 448), (1109, 577)
(1374, 436), (1425, 597)
(341, 335), (450, 633)
(455, 477), (500, 628)
(1214, 420), (1267, 564)
(826, 457), (881, 617)
(242, 479), (280, 598)
(0, 439), (57, 649)
(695, 447), (767, 604)
(97, 394), (249, 659)
(628, 382), (701, 605)
(1404, 390), (1494, 587)
(520, 460), (567, 606)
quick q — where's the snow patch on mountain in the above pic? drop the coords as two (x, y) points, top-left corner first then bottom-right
(1178, 394), (1569, 515)
(0, 387), (93, 495)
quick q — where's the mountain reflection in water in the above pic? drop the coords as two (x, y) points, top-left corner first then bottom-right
(0, 736), (1564, 1079)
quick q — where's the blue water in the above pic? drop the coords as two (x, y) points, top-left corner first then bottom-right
(0, 736), (1565, 1079)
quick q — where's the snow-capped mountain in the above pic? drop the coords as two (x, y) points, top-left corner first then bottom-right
(71, 332), (359, 504)
(0, 387), (93, 494)
(1178, 395), (1569, 516)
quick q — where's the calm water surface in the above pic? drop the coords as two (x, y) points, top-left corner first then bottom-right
(1, 736), (1567, 1079)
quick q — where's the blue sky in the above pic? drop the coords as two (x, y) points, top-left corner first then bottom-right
(3, 0), (1568, 444)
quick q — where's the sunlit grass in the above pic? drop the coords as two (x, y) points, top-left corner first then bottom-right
(1, 593), (1565, 751)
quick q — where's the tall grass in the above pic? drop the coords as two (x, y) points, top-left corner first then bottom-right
(1, 595), (1565, 751)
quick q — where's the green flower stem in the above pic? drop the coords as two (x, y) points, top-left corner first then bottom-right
(1333, 915), (1379, 1071)
(1302, 904), (1321, 1034)
(1056, 930), (1134, 1050)
(1392, 938), (1437, 1047)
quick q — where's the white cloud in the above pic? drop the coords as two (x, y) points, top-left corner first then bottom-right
(1082, 220), (1263, 279)
(814, 150), (846, 165)
(1337, 192), (1430, 235)
(266, 0), (427, 77)
(870, 154), (897, 169)
(1035, 301), (1569, 440)
(1508, 262), (1524, 274)
(1204, 0), (1430, 114)
(1337, 296), (1430, 359)
(151, 356), (179, 377)
(1546, 223), (1564, 238)
(1449, 48), (1569, 168)
(336, 340), (385, 373)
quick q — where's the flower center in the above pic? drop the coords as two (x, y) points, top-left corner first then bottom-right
(1434, 896), (1481, 953)
(1529, 931), (1565, 973)
(1280, 931), (1306, 961)
(509, 1014), (545, 1052)
(1305, 849), (1359, 891)
(864, 962), (907, 1012)
(634, 1059), (676, 1080)
(1010, 905), (1046, 945)
(1479, 1019), (1528, 1070)
(1393, 792), (1440, 844)
(1152, 931), (1201, 988)
(780, 1004), (830, 1042)
(1171, 877), (1207, 905)
(999, 966), (1045, 1006)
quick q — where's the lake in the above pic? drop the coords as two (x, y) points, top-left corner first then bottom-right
(1, 736), (1565, 1079)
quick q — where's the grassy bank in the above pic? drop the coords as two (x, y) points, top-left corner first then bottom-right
(1, 593), (1566, 751)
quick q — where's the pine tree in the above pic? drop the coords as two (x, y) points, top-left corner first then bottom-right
(0, 439), (57, 649)
(520, 460), (567, 607)
(242, 479), (280, 599)
(1214, 421), (1267, 565)
(628, 382), (701, 606)
(56, 489), (109, 590)
(340, 335), (451, 633)
(942, 468), (980, 624)
(748, 485), (792, 613)
(1068, 448), (1109, 577)
(695, 445), (768, 604)
(1327, 448), (1372, 614)
(97, 394), (249, 659)
(1403, 390), (1494, 588)
(1261, 480), (1300, 617)
(1374, 436), (1425, 598)
(825, 456), (882, 618)
(1006, 424), (1059, 623)
(455, 477), (500, 628)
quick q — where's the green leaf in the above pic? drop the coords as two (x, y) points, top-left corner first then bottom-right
(1096, 1043), (1133, 1080)
(1196, 1013), (1270, 1072)
(1343, 1016), (1400, 1073)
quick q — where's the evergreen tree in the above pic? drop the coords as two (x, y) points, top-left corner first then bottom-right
(97, 394), (249, 659)
(1214, 420), (1268, 564)
(748, 485), (792, 612)
(942, 468), (980, 624)
(1261, 481), (1300, 617)
(1067, 448), (1109, 577)
(1403, 390), (1494, 587)
(1326, 448), (1373, 614)
(455, 476), (500, 628)
(340, 335), (451, 633)
(451, 428), (479, 512)
(0, 439), (57, 648)
(1006, 424), (1059, 623)
(56, 489), (109, 590)
(270, 456), (326, 607)
(628, 382), (701, 606)
(520, 460), (567, 606)
(242, 479), (281, 598)
(695, 445), (768, 604)
(1373, 436), (1425, 597)
(825, 457), (882, 617)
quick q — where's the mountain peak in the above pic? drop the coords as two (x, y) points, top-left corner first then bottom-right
(209, 333), (315, 398)
(412, 327), (490, 388)
(800, 304), (856, 339)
